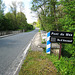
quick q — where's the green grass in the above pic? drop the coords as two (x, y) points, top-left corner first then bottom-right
(19, 49), (75, 75)
(41, 39), (46, 44)
(19, 50), (58, 75)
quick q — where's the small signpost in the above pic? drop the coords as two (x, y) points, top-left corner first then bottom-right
(50, 31), (74, 59)
(50, 37), (73, 43)
(50, 31), (73, 38)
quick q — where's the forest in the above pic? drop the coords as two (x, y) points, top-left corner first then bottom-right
(31, 0), (75, 75)
(0, 0), (33, 31)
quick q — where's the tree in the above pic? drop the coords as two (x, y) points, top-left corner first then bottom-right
(0, 0), (5, 15)
(58, 0), (75, 32)
(18, 2), (24, 23)
(33, 22), (36, 25)
(0, 0), (5, 31)
(17, 12), (27, 31)
(0, 0), (33, 31)
(5, 12), (15, 30)
(31, 0), (58, 31)
(10, 1), (17, 29)
(18, 1), (24, 13)
(36, 19), (40, 28)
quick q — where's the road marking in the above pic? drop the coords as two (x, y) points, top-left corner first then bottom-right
(13, 42), (31, 75)
(13, 32), (37, 75)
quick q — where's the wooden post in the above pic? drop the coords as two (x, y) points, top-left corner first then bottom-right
(59, 43), (62, 60)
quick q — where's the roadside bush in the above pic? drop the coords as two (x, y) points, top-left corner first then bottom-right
(55, 57), (75, 75)
(27, 24), (34, 30)
(62, 33), (75, 58)
(48, 54), (75, 75)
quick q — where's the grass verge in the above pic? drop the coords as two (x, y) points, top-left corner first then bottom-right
(19, 48), (75, 75)
(19, 50), (58, 75)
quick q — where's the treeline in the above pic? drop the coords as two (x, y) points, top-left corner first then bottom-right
(0, 0), (34, 31)
(31, 0), (75, 32)
(31, 0), (75, 57)
(31, 0), (75, 74)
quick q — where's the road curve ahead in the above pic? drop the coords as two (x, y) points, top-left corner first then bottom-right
(0, 29), (38, 75)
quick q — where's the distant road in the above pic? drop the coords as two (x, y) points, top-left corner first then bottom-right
(0, 29), (38, 75)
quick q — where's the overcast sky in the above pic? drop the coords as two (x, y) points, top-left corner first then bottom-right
(3, 0), (37, 23)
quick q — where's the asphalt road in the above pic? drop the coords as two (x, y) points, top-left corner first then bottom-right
(0, 29), (38, 75)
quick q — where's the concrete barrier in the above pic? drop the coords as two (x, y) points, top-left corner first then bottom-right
(0, 30), (22, 36)
(41, 30), (47, 41)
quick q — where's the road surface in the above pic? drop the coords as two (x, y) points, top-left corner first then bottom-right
(0, 29), (38, 75)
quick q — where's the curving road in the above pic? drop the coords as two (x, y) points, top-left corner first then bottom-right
(0, 29), (38, 75)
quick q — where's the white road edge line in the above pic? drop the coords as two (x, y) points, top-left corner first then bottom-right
(13, 32), (38, 75)
(13, 42), (31, 75)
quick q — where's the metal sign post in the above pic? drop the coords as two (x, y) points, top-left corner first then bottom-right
(50, 31), (74, 60)
(59, 43), (62, 60)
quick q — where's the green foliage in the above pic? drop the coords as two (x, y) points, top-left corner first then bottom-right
(31, 0), (75, 55)
(26, 24), (34, 32)
(58, 0), (75, 58)
(56, 57), (75, 75)
(31, 0), (58, 32)
(0, 0), (5, 14)
(47, 54), (75, 75)
(0, 11), (33, 31)
(0, 0), (5, 30)
(41, 39), (46, 44)
(62, 33), (75, 58)
(0, 1), (33, 31)
(16, 12), (28, 31)
(36, 19), (40, 28)
(31, 0), (75, 75)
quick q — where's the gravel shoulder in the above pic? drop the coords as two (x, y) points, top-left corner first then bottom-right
(30, 32), (43, 51)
